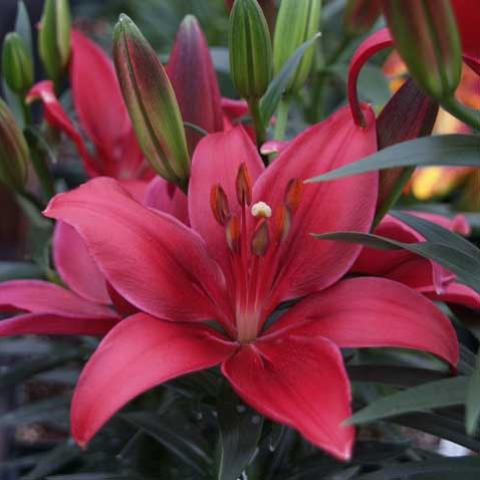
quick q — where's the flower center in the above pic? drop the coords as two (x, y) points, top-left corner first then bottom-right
(210, 164), (303, 343)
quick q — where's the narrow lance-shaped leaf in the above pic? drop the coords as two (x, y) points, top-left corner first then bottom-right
(113, 14), (190, 189)
(217, 382), (264, 480)
(347, 376), (469, 426)
(15, 1), (33, 57)
(307, 134), (480, 183)
(466, 351), (480, 435)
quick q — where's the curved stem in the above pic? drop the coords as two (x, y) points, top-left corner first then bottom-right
(248, 98), (267, 147)
(440, 96), (480, 131)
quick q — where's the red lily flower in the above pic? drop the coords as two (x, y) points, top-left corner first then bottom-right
(0, 222), (119, 337)
(352, 212), (480, 310)
(44, 106), (458, 460)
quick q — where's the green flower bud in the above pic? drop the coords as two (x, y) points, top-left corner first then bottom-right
(2, 32), (34, 95)
(113, 14), (190, 189)
(39, 0), (72, 84)
(344, 0), (381, 36)
(381, 0), (462, 100)
(229, 0), (273, 100)
(273, 0), (321, 94)
(0, 98), (29, 190)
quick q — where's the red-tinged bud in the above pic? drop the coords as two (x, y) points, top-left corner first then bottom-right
(375, 78), (438, 219)
(39, 0), (71, 84)
(251, 218), (270, 256)
(284, 178), (303, 214)
(167, 15), (223, 154)
(236, 163), (252, 206)
(229, 0), (273, 100)
(226, 0), (276, 35)
(2, 32), (34, 95)
(211, 184), (231, 225)
(344, 0), (381, 36)
(0, 98), (29, 190)
(226, 215), (241, 253)
(273, 0), (321, 94)
(381, 0), (462, 100)
(113, 15), (190, 189)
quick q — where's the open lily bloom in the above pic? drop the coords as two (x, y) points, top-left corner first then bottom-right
(44, 105), (459, 460)
(352, 212), (480, 311)
(0, 222), (120, 337)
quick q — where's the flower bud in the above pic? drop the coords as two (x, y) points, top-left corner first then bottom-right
(2, 32), (34, 95)
(225, 0), (276, 35)
(39, 0), (72, 84)
(381, 0), (462, 99)
(229, 0), (272, 100)
(0, 98), (29, 190)
(273, 0), (321, 94)
(167, 15), (223, 154)
(113, 14), (190, 189)
(344, 0), (381, 36)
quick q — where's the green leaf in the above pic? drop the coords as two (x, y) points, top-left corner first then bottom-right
(22, 440), (81, 480)
(15, 0), (33, 58)
(0, 261), (45, 280)
(123, 411), (211, 475)
(217, 382), (263, 480)
(466, 351), (480, 435)
(355, 456), (480, 480)
(0, 395), (70, 427)
(2, 77), (24, 127)
(306, 134), (480, 183)
(47, 476), (130, 480)
(313, 231), (480, 293)
(347, 376), (468, 426)
(260, 33), (321, 124)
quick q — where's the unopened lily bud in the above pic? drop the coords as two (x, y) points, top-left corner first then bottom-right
(344, 0), (381, 36)
(2, 32), (34, 95)
(167, 15), (223, 154)
(39, 0), (72, 84)
(0, 99), (29, 190)
(229, 0), (272, 100)
(225, 0), (276, 35)
(381, 0), (462, 99)
(113, 14), (190, 189)
(273, 0), (321, 94)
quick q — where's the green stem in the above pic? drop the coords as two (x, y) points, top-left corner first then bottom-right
(373, 166), (415, 228)
(441, 96), (480, 131)
(273, 97), (291, 141)
(248, 98), (267, 148)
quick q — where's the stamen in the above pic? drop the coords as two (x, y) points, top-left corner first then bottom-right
(284, 178), (303, 214)
(210, 184), (231, 225)
(273, 205), (292, 242)
(251, 201), (272, 218)
(236, 163), (253, 206)
(226, 215), (241, 253)
(251, 219), (270, 256)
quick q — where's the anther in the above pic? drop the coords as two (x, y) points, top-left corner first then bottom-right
(284, 178), (303, 214)
(251, 201), (272, 218)
(210, 184), (231, 225)
(226, 215), (241, 253)
(273, 205), (292, 242)
(251, 219), (270, 256)
(236, 163), (253, 206)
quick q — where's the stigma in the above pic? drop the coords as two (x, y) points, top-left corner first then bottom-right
(251, 201), (272, 218)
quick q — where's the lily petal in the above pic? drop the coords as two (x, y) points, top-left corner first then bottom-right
(254, 105), (378, 307)
(189, 127), (264, 278)
(53, 222), (110, 304)
(26, 80), (99, 177)
(144, 176), (189, 225)
(71, 31), (143, 179)
(423, 281), (480, 310)
(0, 313), (117, 337)
(222, 334), (353, 461)
(269, 277), (459, 368)
(44, 178), (231, 326)
(0, 280), (115, 318)
(71, 312), (235, 447)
